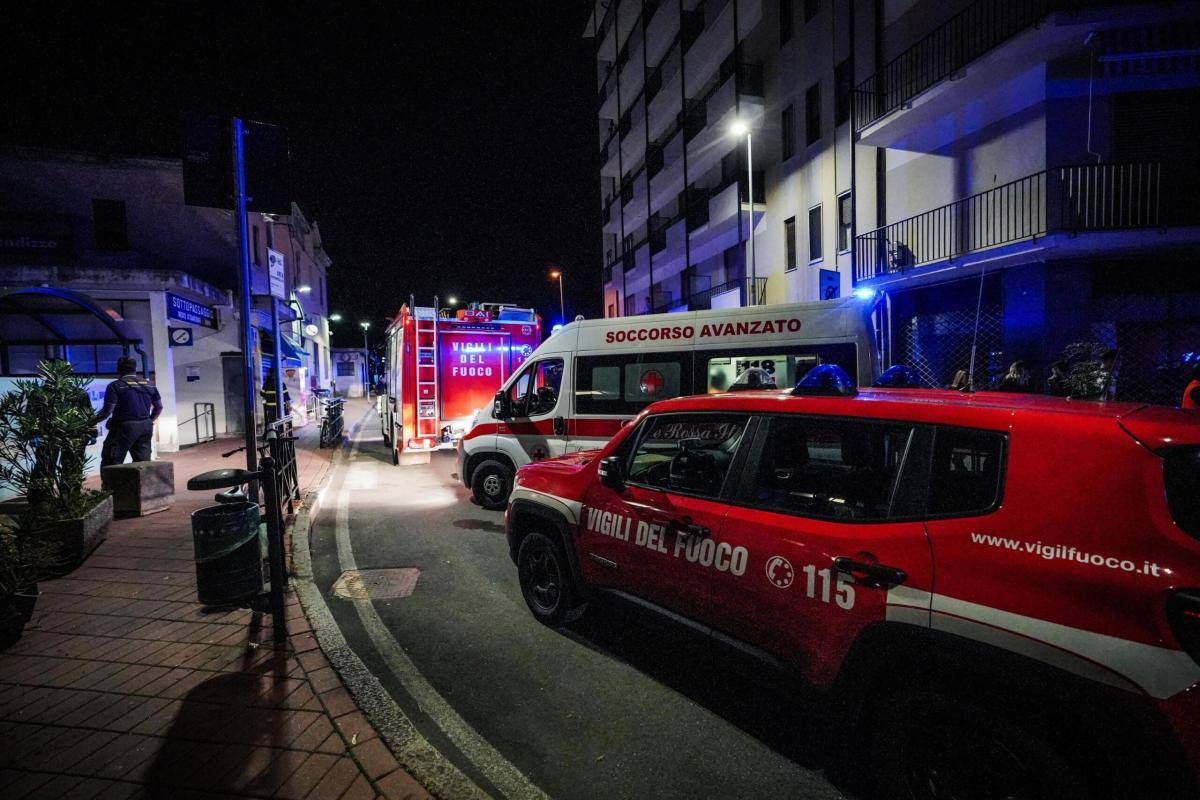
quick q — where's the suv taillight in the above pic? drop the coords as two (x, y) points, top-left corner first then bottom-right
(1167, 590), (1200, 667)
(1163, 446), (1200, 540)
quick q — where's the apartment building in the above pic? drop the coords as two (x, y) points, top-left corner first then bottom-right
(586, 0), (1200, 405)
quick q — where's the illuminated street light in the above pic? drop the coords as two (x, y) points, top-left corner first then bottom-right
(297, 284), (313, 293)
(329, 313), (343, 322)
(548, 268), (564, 326)
(447, 296), (458, 307)
(360, 321), (371, 395)
(729, 119), (757, 304)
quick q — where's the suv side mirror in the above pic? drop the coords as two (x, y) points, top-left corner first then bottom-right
(493, 390), (512, 420)
(598, 456), (625, 491)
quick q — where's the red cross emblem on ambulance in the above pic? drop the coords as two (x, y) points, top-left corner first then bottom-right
(639, 369), (665, 396)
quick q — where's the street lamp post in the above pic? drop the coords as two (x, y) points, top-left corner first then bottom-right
(360, 321), (371, 398)
(549, 268), (565, 325)
(730, 120), (756, 304)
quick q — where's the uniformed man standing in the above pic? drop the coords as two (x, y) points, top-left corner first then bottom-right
(94, 356), (162, 467)
(261, 368), (291, 426)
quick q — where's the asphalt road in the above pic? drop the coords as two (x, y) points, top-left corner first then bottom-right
(308, 407), (862, 800)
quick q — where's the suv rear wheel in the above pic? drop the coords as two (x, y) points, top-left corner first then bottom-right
(517, 532), (584, 626)
(872, 690), (1086, 800)
(471, 460), (513, 509)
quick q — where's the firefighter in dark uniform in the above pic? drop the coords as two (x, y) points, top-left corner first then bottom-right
(94, 356), (162, 466)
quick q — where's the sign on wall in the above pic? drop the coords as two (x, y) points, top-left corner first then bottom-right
(168, 327), (193, 347)
(819, 269), (841, 301)
(166, 292), (217, 329)
(268, 248), (286, 300)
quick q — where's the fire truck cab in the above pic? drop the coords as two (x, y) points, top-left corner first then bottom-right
(381, 301), (541, 464)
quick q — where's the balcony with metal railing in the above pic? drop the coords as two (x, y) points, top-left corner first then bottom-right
(852, 0), (1173, 149)
(854, 161), (1200, 284)
(676, 276), (768, 312)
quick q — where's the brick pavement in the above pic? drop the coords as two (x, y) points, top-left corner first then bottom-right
(0, 404), (431, 800)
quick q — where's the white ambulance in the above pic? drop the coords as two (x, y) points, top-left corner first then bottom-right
(457, 296), (880, 508)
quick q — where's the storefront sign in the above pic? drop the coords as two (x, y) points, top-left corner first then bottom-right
(0, 216), (74, 256)
(268, 248), (286, 300)
(166, 292), (217, 329)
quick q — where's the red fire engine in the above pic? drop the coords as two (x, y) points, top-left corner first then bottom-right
(381, 301), (541, 463)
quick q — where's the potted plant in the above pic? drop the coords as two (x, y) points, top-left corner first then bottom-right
(0, 359), (112, 572)
(0, 518), (55, 648)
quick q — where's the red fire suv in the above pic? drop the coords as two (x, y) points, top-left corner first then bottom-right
(505, 372), (1200, 799)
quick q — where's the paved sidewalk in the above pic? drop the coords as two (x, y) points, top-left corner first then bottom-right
(0, 404), (429, 800)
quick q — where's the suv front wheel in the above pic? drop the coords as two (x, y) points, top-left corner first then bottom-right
(517, 532), (584, 626)
(872, 690), (1086, 800)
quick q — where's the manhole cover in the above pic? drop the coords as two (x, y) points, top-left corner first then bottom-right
(332, 568), (420, 600)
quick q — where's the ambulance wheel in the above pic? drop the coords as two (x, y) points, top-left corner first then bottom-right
(471, 460), (512, 509)
(872, 690), (1086, 800)
(517, 532), (582, 626)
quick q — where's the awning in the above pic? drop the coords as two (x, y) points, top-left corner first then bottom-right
(278, 334), (307, 365)
(0, 287), (143, 346)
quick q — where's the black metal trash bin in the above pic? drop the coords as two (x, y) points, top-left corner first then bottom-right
(191, 501), (265, 606)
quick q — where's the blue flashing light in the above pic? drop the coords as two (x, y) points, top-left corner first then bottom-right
(852, 287), (877, 300)
(550, 324), (564, 335)
(872, 364), (924, 389)
(793, 364), (857, 396)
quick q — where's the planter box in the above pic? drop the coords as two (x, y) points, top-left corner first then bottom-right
(102, 461), (175, 517)
(0, 495), (112, 569)
(0, 583), (38, 649)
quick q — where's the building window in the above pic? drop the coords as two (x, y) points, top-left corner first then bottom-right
(252, 226), (261, 266)
(92, 199), (128, 251)
(838, 192), (852, 253)
(780, 0), (793, 45)
(809, 204), (823, 263)
(781, 104), (795, 161)
(608, 302), (617, 318)
(805, 82), (821, 146)
(785, 217), (797, 271)
(804, 0), (819, 23)
(834, 59), (851, 126)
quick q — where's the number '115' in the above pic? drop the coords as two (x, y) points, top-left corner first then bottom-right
(801, 564), (855, 610)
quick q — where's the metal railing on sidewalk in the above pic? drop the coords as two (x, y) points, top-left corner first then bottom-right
(319, 396), (345, 449)
(178, 402), (216, 445)
(265, 417), (300, 516)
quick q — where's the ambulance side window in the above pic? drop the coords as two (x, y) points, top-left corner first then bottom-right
(696, 344), (859, 392)
(575, 353), (691, 415)
(508, 359), (564, 417)
(626, 414), (749, 497)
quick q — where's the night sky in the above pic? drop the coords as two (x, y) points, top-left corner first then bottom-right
(0, 1), (600, 347)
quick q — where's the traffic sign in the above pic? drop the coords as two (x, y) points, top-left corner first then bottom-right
(168, 327), (194, 347)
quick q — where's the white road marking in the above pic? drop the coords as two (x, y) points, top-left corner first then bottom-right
(334, 415), (551, 800)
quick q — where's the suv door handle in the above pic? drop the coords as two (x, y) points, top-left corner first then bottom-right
(833, 556), (907, 588)
(671, 519), (710, 538)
